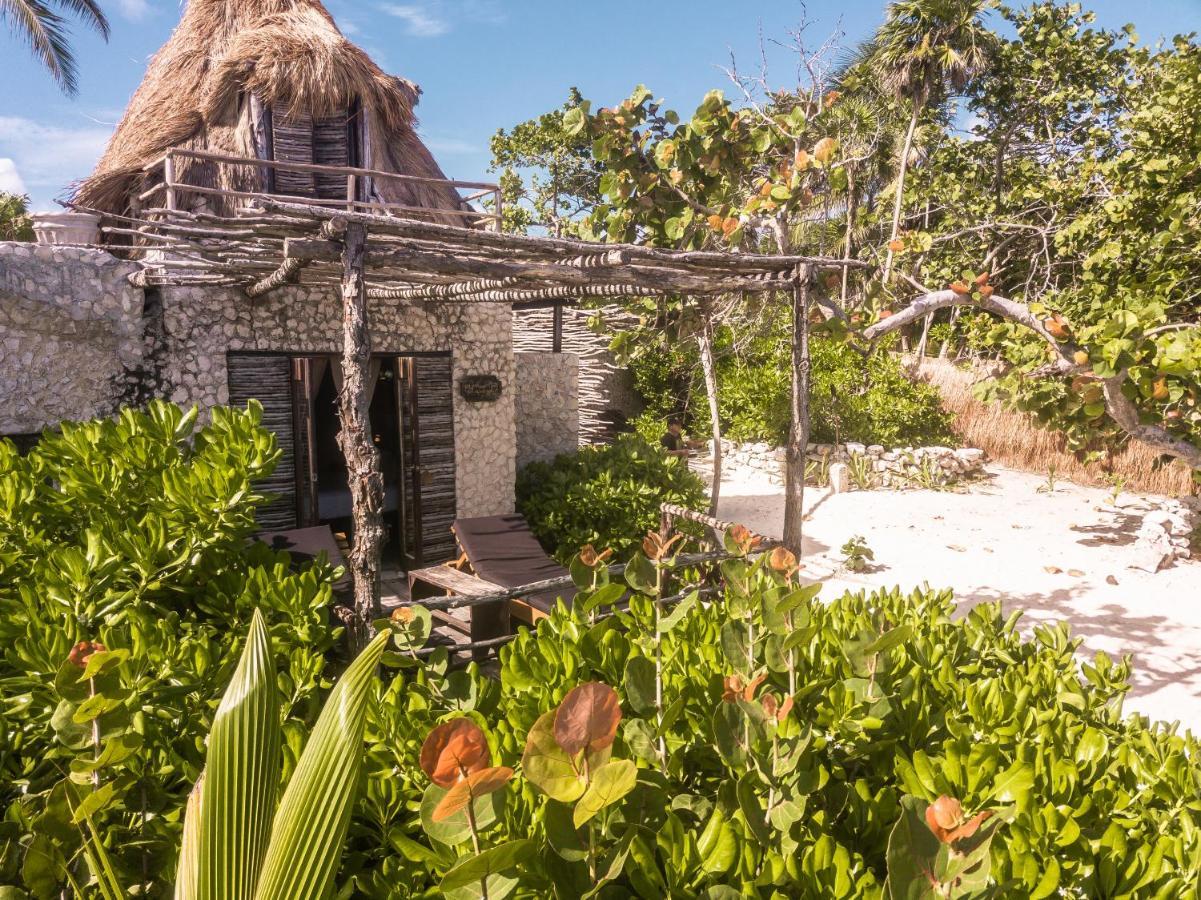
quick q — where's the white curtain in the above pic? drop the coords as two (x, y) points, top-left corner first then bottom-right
(328, 357), (383, 396)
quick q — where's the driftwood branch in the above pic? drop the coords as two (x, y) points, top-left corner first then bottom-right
(336, 221), (387, 644)
(864, 288), (1201, 469)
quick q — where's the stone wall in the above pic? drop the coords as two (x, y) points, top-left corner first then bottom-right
(0, 243), (143, 433)
(720, 440), (987, 490)
(513, 306), (641, 443)
(156, 284), (516, 517)
(514, 351), (579, 471)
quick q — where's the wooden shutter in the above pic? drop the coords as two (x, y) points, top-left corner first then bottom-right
(399, 356), (457, 565)
(269, 105), (355, 200)
(226, 354), (298, 530)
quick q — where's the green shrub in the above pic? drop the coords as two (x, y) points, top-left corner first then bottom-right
(516, 435), (707, 560)
(627, 328), (956, 449)
(338, 551), (1201, 897)
(716, 335), (957, 448)
(0, 402), (340, 897)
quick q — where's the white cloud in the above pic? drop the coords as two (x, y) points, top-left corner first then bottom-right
(381, 4), (450, 37)
(420, 135), (479, 155)
(378, 0), (506, 37)
(114, 0), (151, 21)
(0, 117), (112, 204)
(0, 159), (26, 195)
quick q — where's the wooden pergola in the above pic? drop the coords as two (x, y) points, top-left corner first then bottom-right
(84, 198), (861, 639)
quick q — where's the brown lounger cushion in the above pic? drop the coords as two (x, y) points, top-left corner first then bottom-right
(452, 515), (570, 613)
(254, 525), (352, 593)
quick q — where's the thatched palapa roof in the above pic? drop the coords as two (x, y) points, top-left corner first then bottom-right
(74, 0), (468, 218)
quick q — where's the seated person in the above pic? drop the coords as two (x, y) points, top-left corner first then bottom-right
(660, 417), (704, 458)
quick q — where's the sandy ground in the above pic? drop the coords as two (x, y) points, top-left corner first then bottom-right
(713, 464), (1201, 730)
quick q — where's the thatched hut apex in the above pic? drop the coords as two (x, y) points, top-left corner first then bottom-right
(74, 0), (475, 221)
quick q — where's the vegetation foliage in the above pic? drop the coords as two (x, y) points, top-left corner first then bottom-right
(0, 403), (340, 897)
(3, 405), (1200, 898)
(314, 538), (1201, 897)
(516, 435), (707, 562)
(496, 0), (1201, 478)
(625, 327), (955, 449)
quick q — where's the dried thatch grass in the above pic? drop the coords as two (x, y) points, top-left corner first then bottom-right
(73, 0), (466, 218)
(917, 357), (1196, 497)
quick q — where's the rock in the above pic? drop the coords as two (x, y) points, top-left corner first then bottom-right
(829, 462), (850, 494)
(1130, 534), (1175, 573)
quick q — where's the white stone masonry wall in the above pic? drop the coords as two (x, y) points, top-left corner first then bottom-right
(719, 440), (987, 490)
(0, 243), (143, 433)
(514, 351), (579, 471)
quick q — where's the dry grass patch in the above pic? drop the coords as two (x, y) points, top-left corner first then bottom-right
(915, 357), (1195, 497)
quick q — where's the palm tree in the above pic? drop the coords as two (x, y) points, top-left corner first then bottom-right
(867, 0), (995, 282)
(2, 0), (109, 96)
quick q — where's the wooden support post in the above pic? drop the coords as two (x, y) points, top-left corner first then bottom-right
(782, 265), (812, 557)
(551, 303), (564, 353)
(336, 220), (386, 644)
(163, 153), (177, 212)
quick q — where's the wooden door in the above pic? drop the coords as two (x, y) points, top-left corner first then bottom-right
(398, 356), (457, 565)
(226, 353), (299, 529)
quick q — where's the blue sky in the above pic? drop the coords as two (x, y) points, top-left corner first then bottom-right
(2, 0), (1199, 210)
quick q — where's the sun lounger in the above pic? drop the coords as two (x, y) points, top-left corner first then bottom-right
(449, 515), (571, 622)
(407, 514), (571, 655)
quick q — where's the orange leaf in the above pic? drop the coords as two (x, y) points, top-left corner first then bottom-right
(722, 217), (740, 237)
(706, 214), (724, 231)
(974, 271), (990, 286)
(642, 531), (685, 561)
(68, 641), (106, 669)
(432, 766), (514, 822)
(721, 674), (744, 703)
(741, 671), (768, 702)
(420, 718), (490, 787)
(776, 695), (795, 723)
(924, 796), (964, 843)
(725, 524), (761, 555)
(950, 281), (971, 295)
(887, 239), (905, 253)
(978, 285), (995, 298)
(554, 682), (622, 756)
(768, 546), (798, 576)
(946, 811), (993, 843)
(578, 544), (613, 567)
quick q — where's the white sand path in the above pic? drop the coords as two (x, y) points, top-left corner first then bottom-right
(713, 464), (1201, 730)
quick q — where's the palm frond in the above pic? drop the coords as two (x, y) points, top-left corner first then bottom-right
(0, 0), (110, 94)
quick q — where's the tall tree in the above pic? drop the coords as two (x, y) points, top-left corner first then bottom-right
(1, 0), (109, 95)
(856, 0), (994, 284)
(566, 83), (852, 553)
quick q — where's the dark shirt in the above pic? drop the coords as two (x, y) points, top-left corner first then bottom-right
(661, 432), (684, 453)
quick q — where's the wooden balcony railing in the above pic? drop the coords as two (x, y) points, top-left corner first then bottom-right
(138, 148), (502, 230)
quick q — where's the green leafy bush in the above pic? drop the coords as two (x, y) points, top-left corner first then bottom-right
(0, 402), (340, 898)
(516, 435), (707, 561)
(717, 336), (957, 448)
(627, 329), (956, 449)
(336, 548), (1201, 897)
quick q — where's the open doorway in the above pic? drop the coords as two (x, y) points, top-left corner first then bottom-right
(226, 351), (456, 569)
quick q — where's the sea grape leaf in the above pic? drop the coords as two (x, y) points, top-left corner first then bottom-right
(555, 682), (622, 756)
(573, 760), (638, 828)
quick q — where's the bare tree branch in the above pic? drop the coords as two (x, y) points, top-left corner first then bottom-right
(864, 287), (1201, 469)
